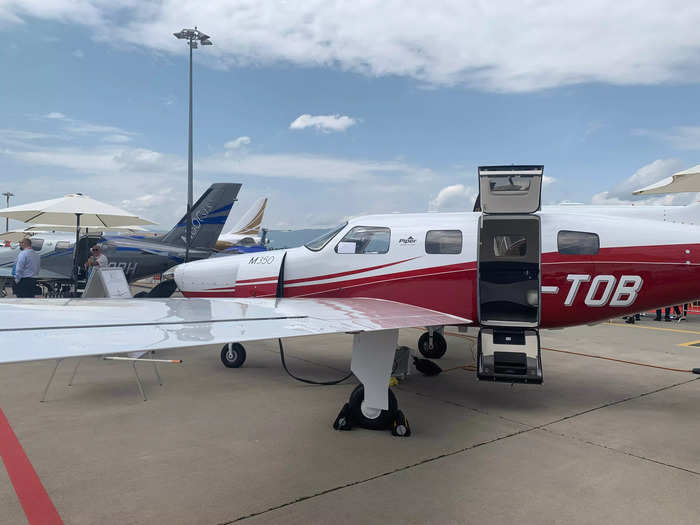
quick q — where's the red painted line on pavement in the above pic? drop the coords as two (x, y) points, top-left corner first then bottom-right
(0, 408), (63, 525)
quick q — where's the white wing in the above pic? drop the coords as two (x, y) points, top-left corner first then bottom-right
(0, 297), (469, 364)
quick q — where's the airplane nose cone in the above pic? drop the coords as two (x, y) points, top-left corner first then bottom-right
(173, 255), (242, 296)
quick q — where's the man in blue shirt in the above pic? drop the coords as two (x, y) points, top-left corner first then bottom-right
(14, 238), (40, 297)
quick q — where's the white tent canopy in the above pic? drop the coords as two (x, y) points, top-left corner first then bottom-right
(633, 165), (700, 195)
(0, 193), (155, 227)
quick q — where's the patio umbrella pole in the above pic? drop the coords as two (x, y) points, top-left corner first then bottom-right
(72, 213), (81, 293)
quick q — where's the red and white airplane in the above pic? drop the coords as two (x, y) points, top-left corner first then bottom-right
(1, 165), (699, 436)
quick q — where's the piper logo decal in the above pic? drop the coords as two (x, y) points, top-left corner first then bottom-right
(398, 236), (416, 245)
(562, 274), (643, 307)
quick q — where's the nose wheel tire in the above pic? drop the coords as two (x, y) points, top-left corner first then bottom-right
(220, 343), (246, 368)
(418, 331), (447, 359)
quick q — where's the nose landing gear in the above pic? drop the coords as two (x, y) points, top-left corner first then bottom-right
(220, 343), (246, 368)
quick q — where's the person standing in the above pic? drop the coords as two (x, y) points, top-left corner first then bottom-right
(86, 244), (109, 269)
(14, 238), (40, 298)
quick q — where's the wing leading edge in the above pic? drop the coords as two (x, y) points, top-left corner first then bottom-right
(0, 297), (469, 364)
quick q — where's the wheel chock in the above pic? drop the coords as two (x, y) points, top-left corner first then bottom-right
(333, 403), (353, 431)
(391, 410), (411, 437)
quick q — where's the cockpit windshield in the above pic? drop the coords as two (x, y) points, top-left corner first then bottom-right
(305, 222), (348, 251)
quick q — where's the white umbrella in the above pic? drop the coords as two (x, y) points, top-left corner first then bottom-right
(0, 193), (155, 285)
(0, 193), (155, 227)
(0, 230), (32, 243)
(0, 224), (150, 242)
(633, 165), (700, 195)
(23, 224), (150, 233)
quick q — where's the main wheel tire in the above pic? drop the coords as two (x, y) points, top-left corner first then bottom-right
(220, 343), (246, 368)
(418, 331), (447, 359)
(348, 385), (397, 431)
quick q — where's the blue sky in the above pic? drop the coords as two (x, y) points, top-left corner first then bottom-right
(2, 2), (700, 230)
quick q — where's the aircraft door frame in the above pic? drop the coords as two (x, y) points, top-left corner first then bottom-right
(475, 165), (544, 384)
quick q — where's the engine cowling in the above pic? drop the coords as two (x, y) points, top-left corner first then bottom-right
(174, 250), (285, 298)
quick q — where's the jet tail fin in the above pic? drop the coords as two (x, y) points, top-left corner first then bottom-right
(161, 183), (242, 249)
(221, 197), (268, 237)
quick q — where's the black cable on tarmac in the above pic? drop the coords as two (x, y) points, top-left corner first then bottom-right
(278, 338), (354, 385)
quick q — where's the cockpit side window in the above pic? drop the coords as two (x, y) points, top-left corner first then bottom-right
(30, 238), (44, 251)
(557, 230), (599, 255)
(305, 222), (348, 252)
(335, 226), (391, 254)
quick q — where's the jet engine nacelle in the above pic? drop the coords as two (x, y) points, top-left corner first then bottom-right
(174, 249), (285, 298)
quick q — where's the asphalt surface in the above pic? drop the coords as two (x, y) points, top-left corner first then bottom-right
(1, 315), (700, 524)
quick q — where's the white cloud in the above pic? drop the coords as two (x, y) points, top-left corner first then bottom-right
(201, 151), (433, 182)
(591, 159), (698, 205)
(72, 49), (84, 59)
(40, 112), (137, 140)
(224, 136), (251, 149)
(0, 132), (441, 227)
(634, 126), (700, 150)
(428, 184), (478, 212)
(102, 134), (132, 143)
(6, 2), (700, 92)
(542, 175), (556, 187)
(0, 129), (58, 141)
(290, 114), (357, 132)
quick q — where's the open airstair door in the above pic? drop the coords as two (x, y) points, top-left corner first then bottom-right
(476, 165), (543, 384)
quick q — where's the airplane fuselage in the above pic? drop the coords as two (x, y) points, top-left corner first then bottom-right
(175, 210), (700, 329)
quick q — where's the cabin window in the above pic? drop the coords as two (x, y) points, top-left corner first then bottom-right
(425, 230), (462, 254)
(557, 230), (599, 255)
(493, 235), (527, 257)
(305, 222), (348, 251)
(30, 238), (44, 251)
(335, 226), (391, 254)
(55, 241), (72, 250)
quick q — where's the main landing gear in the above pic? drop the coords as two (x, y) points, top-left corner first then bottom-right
(332, 329), (411, 437)
(333, 385), (410, 436)
(417, 326), (447, 359)
(220, 343), (247, 368)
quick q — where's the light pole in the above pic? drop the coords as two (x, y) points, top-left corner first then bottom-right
(173, 27), (213, 262)
(2, 192), (13, 232)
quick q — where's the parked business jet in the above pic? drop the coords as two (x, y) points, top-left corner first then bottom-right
(1, 166), (699, 437)
(215, 197), (268, 250)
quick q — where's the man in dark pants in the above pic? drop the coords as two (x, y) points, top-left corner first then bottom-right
(14, 238), (40, 297)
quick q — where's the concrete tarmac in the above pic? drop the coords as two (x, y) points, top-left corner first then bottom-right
(1, 315), (700, 524)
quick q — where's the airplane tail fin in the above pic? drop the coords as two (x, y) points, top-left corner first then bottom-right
(161, 183), (242, 249)
(221, 197), (268, 237)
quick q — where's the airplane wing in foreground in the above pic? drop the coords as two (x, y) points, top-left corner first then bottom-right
(0, 297), (469, 364)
